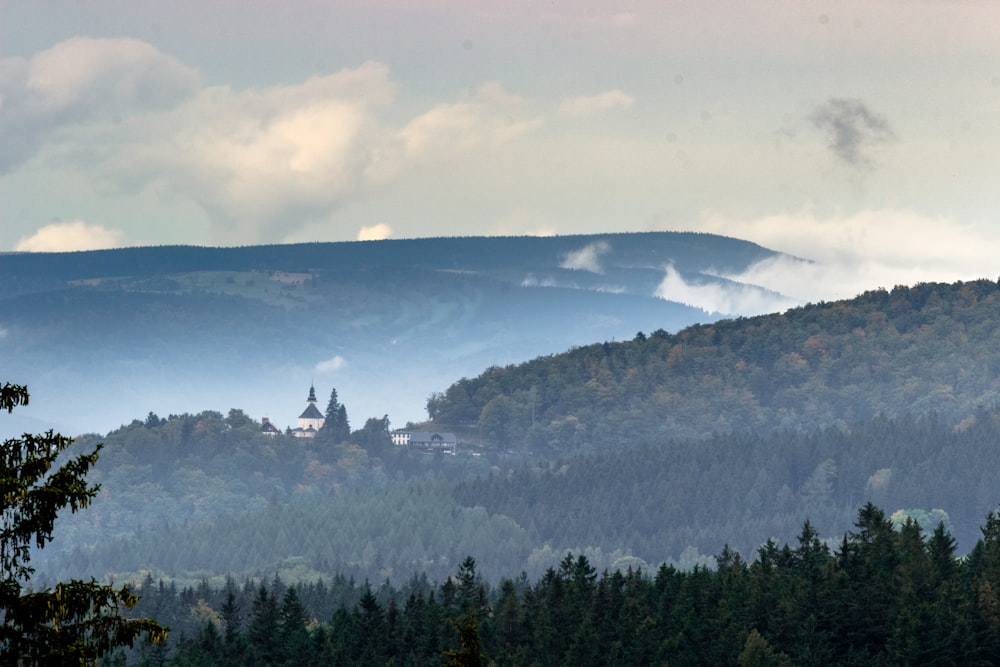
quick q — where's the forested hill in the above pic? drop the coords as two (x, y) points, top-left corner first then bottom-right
(427, 279), (1000, 449)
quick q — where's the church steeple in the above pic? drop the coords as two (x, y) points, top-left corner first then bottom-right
(293, 383), (325, 438)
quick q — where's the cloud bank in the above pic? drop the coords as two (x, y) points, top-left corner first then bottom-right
(679, 210), (1000, 314)
(1, 39), (545, 246)
(1, 37), (200, 172)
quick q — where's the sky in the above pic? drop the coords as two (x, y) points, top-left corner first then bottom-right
(2, 0), (1000, 308)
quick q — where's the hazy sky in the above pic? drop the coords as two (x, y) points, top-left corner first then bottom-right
(3, 0), (999, 305)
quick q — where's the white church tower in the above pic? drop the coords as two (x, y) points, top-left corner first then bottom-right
(291, 384), (325, 438)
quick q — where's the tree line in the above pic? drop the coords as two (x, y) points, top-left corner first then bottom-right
(41, 399), (1000, 588)
(123, 504), (1000, 666)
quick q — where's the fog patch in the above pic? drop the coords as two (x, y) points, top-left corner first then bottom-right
(560, 240), (610, 273)
(655, 265), (798, 316)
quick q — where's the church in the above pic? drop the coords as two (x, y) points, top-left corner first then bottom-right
(289, 384), (325, 438)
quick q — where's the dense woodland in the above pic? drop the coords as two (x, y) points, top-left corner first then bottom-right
(33, 279), (1000, 590)
(38, 376), (1000, 589)
(429, 279), (1000, 448)
(109, 504), (1000, 666)
(16, 277), (1000, 664)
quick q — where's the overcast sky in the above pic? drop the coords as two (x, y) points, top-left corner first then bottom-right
(3, 0), (999, 306)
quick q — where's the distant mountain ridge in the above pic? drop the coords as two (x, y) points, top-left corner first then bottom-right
(0, 232), (783, 435)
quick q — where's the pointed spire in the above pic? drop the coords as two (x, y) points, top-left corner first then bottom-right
(308, 384), (317, 403)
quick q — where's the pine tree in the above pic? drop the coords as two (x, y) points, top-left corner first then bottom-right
(320, 387), (351, 443)
(247, 584), (278, 666)
(0, 382), (168, 664)
(443, 610), (486, 667)
(277, 587), (309, 666)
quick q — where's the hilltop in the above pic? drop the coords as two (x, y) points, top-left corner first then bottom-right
(427, 279), (1000, 449)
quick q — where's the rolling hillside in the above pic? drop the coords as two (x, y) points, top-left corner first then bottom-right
(427, 279), (1000, 449)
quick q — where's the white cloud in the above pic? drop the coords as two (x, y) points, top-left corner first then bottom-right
(655, 265), (798, 316)
(3, 38), (547, 246)
(393, 83), (543, 165)
(357, 223), (393, 241)
(560, 240), (610, 273)
(559, 89), (634, 117)
(121, 61), (394, 243)
(14, 221), (126, 252)
(315, 356), (347, 373)
(521, 274), (558, 288)
(0, 37), (200, 171)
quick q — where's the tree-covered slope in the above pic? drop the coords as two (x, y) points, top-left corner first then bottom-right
(37, 401), (1000, 586)
(428, 279), (1000, 449)
(136, 505), (1000, 667)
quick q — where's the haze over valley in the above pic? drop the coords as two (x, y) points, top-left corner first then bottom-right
(2, 232), (785, 437)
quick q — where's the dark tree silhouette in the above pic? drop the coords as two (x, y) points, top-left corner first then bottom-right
(0, 382), (167, 664)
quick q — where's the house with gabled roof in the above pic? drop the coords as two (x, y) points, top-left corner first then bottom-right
(260, 417), (281, 436)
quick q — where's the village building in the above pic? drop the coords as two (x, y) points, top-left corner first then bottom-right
(259, 417), (281, 436)
(390, 430), (457, 454)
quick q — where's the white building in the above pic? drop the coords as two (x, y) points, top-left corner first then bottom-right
(390, 430), (457, 453)
(290, 384), (325, 438)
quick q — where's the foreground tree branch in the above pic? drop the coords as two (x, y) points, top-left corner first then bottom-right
(1, 382), (168, 665)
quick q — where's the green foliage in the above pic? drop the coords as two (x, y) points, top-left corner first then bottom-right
(319, 387), (351, 445)
(443, 610), (486, 667)
(146, 505), (1000, 665)
(1, 382), (167, 665)
(32, 399), (1000, 588)
(429, 279), (1000, 450)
